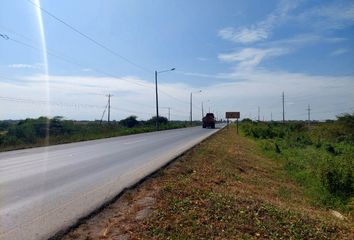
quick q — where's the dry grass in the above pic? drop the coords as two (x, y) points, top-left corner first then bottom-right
(61, 126), (352, 240)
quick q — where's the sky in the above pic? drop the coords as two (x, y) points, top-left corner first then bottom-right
(0, 0), (353, 121)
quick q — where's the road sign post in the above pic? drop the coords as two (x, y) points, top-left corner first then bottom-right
(236, 118), (239, 134)
(225, 112), (240, 134)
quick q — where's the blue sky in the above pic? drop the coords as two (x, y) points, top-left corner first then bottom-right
(0, 0), (353, 121)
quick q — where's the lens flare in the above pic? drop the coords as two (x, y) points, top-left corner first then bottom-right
(34, 0), (50, 143)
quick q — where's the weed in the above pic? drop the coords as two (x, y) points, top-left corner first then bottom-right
(241, 115), (354, 211)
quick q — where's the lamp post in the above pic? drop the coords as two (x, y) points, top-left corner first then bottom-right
(190, 90), (202, 125)
(201, 102), (204, 119)
(161, 107), (171, 121)
(201, 99), (210, 117)
(155, 68), (175, 130)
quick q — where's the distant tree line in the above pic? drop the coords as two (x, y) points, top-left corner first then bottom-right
(0, 115), (196, 151)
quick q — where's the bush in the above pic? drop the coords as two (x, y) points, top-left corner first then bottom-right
(120, 115), (139, 128)
(242, 123), (286, 139)
(241, 115), (354, 210)
(320, 156), (353, 198)
(147, 116), (168, 125)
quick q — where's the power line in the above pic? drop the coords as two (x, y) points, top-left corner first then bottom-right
(0, 96), (154, 116)
(290, 107), (354, 117)
(1, 30), (191, 107)
(0, 74), (189, 117)
(100, 102), (109, 124)
(26, 0), (151, 73)
(0, 24), (36, 43)
(5, 36), (153, 89)
(1, 23), (193, 107)
(0, 96), (103, 109)
(0, 26), (149, 89)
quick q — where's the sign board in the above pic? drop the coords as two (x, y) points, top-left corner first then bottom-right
(226, 112), (240, 119)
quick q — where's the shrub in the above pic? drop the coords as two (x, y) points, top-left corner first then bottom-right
(120, 115), (139, 128)
(320, 156), (353, 198)
(241, 118), (354, 210)
(147, 116), (168, 125)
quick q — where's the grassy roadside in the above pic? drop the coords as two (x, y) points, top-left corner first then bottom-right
(0, 117), (198, 152)
(240, 118), (353, 212)
(62, 125), (351, 240)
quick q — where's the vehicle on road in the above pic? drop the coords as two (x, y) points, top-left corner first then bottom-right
(202, 113), (216, 128)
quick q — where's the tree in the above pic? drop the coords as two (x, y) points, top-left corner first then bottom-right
(337, 113), (354, 128)
(241, 118), (253, 123)
(147, 116), (168, 125)
(120, 115), (139, 128)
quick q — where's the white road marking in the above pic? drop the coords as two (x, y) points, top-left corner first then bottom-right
(123, 139), (145, 145)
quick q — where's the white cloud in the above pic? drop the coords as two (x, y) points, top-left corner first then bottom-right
(330, 48), (348, 56)
(0, 70), (352, 121)
(0, 74), (200, 120)
(7, 64), (43, 69)
(218, 1), (354, 45)
(260, 34), (346, 49)
(218, 0), (299, 44)
(202, 68), (354, 120)
(218, 47), (289, 69)
(295, 1), (354, 31)
(218, 27), (269, 44)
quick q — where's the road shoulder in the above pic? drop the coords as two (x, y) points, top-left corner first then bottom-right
(60, 126), (351, 239)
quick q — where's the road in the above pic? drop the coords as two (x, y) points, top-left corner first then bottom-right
(0, 125), (222, 240)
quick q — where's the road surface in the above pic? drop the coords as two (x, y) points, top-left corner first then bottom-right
(0, 125), (222, 240)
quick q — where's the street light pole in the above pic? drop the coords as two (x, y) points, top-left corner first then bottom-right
(190, 92), (192, 124)
(155, 68), (175, 130)
(201, 102), (204, 119)
(190, 90), (202, 125)
(155, 71), (159, 130)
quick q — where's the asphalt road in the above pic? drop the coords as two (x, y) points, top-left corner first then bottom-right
(0, 125), (223, 240)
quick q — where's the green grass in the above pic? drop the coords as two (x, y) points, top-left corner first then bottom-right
(240, 115), (354, 212)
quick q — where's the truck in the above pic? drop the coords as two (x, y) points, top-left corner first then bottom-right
(202, 113), (216, 128)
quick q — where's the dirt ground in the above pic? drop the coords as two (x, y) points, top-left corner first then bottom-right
(59, 126), (352, 240)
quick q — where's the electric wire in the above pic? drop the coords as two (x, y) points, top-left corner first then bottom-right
(0, 96), (154, 115)
(1, 30), (191, 107)
(26, 0), (151, 73)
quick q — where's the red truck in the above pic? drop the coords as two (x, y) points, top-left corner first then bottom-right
(202, 113), (216, 128)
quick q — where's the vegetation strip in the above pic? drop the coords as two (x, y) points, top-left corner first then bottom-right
(61, 125), (351, 240)
(0, 116), (199, 152)
(241, 114), (353, 212)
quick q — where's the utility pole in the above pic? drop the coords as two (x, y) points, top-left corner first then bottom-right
(155, 71), (159, 130)
(258, 106), (260, 122)
(106, 94), (113, 124)
(100, 103), (108, 125)
(307, 104), (311, 127)
(201, 102), (204, 118)
(190, 92), (192, 124)
(168, 107), (171, 121)
(282, 91), (285, 123)
(190, 90), (202, 125)
(271, 112), (273, 122)
(155, 68), (175, 130)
